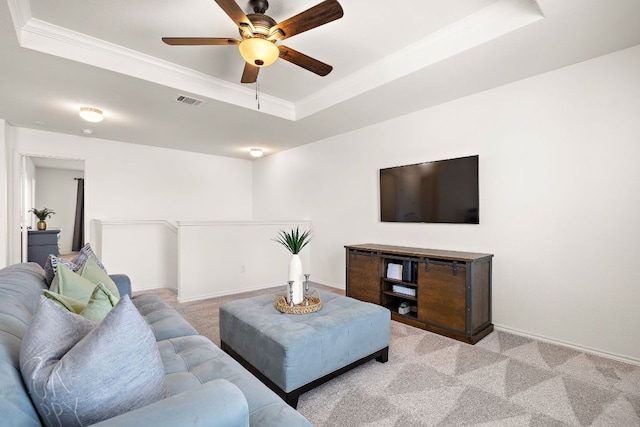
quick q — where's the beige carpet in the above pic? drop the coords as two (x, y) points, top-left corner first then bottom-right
(138, 286), (640, 426)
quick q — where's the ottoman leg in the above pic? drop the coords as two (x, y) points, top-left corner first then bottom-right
(376, 346), (389, 363)
(284, 392), (300, 409)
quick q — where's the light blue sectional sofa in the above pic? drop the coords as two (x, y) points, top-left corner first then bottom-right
(0, 262), (311, 427)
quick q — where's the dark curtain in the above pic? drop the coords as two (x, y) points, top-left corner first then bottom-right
(72, 178), (84, 252)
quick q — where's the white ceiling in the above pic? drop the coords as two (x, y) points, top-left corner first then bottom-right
(1, 0), (640, 159)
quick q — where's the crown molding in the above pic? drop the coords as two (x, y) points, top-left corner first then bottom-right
(295, 0), (544, 119)
(8, 0), (542, 122)
(8, 0), (295, 120)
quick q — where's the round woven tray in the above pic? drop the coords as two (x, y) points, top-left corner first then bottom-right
(275, 290), (322, 315)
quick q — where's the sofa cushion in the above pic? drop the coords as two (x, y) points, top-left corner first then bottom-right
(158, 334), (311, 427)
(132, 293), (199, 341)
(0, 263), (46, 427)
(20, 295), (168, 427)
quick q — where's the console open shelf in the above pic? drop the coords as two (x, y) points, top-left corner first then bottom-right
(345, 244), (494, 344)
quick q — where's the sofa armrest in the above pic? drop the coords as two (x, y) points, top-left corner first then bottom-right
(91, 379), (249, 427)
(109, 274), (132, 297)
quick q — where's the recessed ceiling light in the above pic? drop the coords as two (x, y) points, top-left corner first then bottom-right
(249, 148), (264, 158)
(79, 107), (103, 122)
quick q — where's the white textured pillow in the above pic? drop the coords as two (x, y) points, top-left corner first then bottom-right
(20, 296), (168, 427)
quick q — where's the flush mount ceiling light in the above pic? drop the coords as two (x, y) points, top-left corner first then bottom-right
(79, 107), (103, 122)
(249, 148), (264, 158)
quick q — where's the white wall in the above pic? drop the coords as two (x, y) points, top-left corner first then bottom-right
(253, 45), (640, 362)
(7, 129), (254, 286)
(0, 120), (7, 268)
(177, 221), (311, 302)
(34, 167), (84, 253)
(96, 220), (178, 291)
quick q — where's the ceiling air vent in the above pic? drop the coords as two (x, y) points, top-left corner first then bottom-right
(174, 94), (205, 106)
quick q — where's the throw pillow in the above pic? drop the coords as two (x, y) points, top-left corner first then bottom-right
(44, 283), (119, 323)
(43, 255), (78, 286)
(43, 243), (108, 286)
(20, 296), (168, 427)
(78, 255), (119, 296)
(43, 288), (87, 313)
(50, 258), (120, 299)
(73, 243), (108, 273)
(79, 282), (120, 323)
(49, 263), (99, 303)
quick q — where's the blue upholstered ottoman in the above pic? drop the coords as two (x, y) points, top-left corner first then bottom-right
(220, 291), (390, 407)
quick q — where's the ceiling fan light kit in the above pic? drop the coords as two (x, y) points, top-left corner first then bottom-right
(163, 0), (343, 84)
(239, 37), (279, 67)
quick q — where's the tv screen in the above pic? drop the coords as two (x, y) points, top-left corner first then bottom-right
(380, 155), (479, 224)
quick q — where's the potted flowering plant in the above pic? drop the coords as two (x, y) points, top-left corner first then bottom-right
(29, 207), (55, 230)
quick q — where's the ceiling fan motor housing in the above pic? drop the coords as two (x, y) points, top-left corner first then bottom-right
(251, 0), (269, 14)
(241, 14), (277, 39)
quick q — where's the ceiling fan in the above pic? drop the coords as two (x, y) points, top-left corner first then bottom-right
(162, 0), (344, 84)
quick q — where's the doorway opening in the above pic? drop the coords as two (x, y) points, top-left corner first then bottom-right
(21, 156), (85, 265)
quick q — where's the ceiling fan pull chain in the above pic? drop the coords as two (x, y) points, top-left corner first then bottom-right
(256, 80), (261, 110)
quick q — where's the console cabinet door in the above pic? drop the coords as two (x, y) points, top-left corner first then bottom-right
(418, 263), (466, 332)
(347, 252), (381, 304)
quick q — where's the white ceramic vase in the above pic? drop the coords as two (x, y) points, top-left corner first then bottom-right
(288, 254), (304, 305)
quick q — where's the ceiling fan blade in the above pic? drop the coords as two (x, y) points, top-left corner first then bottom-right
(270, 0), (343, 41)
(214, 0), (255, 32)
(278, 45), (332, 76)
(241, 63), (260, 84)
(162, 37), (240, 46)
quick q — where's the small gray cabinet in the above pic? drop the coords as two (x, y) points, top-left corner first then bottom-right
(27, 230), (60, 268)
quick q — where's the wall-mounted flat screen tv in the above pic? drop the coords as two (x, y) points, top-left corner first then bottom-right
(380, 155), (479, 224)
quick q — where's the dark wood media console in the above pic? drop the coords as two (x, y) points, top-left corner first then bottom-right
(345, 244), (494, 344)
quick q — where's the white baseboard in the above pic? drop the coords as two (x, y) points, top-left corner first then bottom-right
(310, 279), (344, 291)
(132, 284), (177, 293)
(494, 324), (640, 366)
(176, 283), (284, 303)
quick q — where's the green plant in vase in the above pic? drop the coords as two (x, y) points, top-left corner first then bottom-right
(273, 227), (312, 304)
(398, 301), (411, 315)
(273, 226), (312, 255)
(29, 207), (55, 231)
